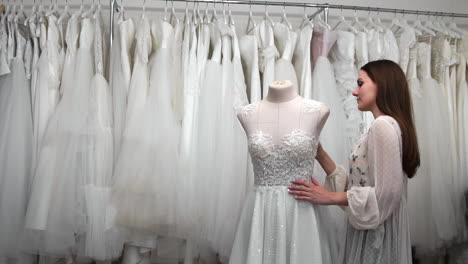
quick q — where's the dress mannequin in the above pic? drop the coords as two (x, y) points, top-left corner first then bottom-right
(231, 80), (334, 263)
(238, 80), (329, 142)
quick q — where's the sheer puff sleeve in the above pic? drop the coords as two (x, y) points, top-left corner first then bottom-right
(326, 117), (404, 230)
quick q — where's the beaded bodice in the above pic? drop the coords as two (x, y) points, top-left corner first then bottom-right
(239, 98), (323, 186)
(248, 129), (319, 186)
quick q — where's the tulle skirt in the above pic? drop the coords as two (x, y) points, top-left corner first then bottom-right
(229, 186), (335, 264)
(0, 58), (33, 258)
(408, 78), (459, 256)
(24, 49), (122, 260)
(112, 46), (180, 241)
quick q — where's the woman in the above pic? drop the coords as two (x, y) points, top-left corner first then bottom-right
(288, 60), (420, 264)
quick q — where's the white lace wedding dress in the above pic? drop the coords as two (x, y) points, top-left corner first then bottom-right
(408, 42), (458, 256)
(229, 98), (334, 264)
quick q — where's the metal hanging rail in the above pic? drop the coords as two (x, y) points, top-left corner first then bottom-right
(110, 0), (468, 19)
(108, 0), (468, 68)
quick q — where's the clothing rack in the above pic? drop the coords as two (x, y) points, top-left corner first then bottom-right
(110, 0), (468, 20)
(108, 0), (468, 55)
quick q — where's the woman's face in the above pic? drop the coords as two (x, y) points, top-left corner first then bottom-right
(353, 70), (378, 112)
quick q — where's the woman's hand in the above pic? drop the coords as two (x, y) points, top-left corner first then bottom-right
(288, 176), (348, 206)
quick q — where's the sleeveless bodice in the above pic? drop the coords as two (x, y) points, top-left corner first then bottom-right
(367, 29), (384, 61)
(417, 42), (432, 80)
(311, 24), (337, 64)
(248, 129), (319, 186)
(330, 31), (355, 65)
(239, 99), (323, 186)
(431, 37), (452, 84)
(80, 19), (95, 50)
(354, 31), (369, 68)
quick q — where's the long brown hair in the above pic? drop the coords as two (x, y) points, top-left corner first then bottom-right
(361, 60), (420, 178)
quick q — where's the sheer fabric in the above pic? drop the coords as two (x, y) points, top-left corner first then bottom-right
(325, 116), (411, 264)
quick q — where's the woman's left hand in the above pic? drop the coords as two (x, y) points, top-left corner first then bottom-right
(288, 176), (336, 205)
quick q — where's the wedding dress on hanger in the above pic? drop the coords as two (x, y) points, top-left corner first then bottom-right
(210, 22), (250, 259)
(431, 36), (465, 240)
(112, 14), (135, 161)
(311, 24), (348, 182)
(112, 19), (180, 240)
(194, 25), (223, 243)
(81, 10), (122, 260)
(408, 42), (458, 256)
(24, 16), (100, 258)
(0, 17), (33, 262)
(330, 30), (362, 169)
(32, 14), (62, 170)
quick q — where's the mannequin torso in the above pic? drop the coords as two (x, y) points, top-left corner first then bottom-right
(238, 80), (329, 145)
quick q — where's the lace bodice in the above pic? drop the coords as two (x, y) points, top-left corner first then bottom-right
(248, 129), (318, 186)
(431, 37), (452, 84)
(311, 24), (337, 65)
(417, 42), (432, 79)
(239, 98), (324, 186)
(407, 46), (418, 80)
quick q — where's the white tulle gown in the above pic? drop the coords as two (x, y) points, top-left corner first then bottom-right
(210, 22), (250, 259)
(193, 25), (223, 243)
(112, 15), (135, 161)
(230, 99), (335, 264)
(0, 19), (33, 262)
(311, 25), (348, 180)
(112, 19), (180, 240)
(407, 42), (458, 257)
(32, 14), (62, 169)
(431, 36), (466, 241)
(25, 16), (122, 260)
